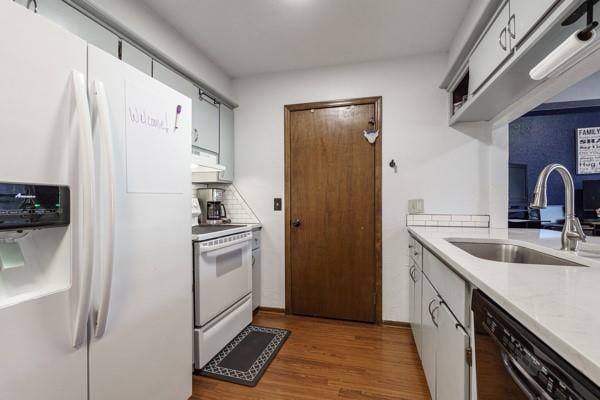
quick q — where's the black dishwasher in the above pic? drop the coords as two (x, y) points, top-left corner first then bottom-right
(472, 290), (600, 400)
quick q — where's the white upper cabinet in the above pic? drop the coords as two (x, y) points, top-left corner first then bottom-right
(219, 104), (234, 182)
(151, 62), (222, 158)
(195, 94), (220, 154)
(509, 0), (559, 48)
(152, 61), (196, 98)
(469, 2), (512, 94)
(121, 41), (152, 76)
(34, 0), (118, 57)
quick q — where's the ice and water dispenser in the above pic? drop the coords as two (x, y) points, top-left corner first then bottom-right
(0, 182), (69, 269)
(0, 182), (70, 306)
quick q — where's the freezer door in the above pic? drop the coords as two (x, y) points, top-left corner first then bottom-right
(0, 3), (89, 400)
(87, 45), (193, 400)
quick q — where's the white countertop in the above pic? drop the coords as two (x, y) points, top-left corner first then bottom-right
(191, 223), (261, 242)
(408, 226), (600, 385)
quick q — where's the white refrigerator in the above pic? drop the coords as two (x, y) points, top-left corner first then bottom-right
(0, 2), (193, 400)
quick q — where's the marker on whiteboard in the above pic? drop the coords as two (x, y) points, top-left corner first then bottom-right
(174, 105), (182, 130)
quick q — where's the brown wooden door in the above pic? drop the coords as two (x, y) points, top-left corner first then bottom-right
(287, 100), (379, 322)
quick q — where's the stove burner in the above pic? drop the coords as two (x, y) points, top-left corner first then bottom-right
(192, 224), (246, 235)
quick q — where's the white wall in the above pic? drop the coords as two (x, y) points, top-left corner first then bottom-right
(89, 0), (233, 99)
(547, 71), (600, 103)
(232, 53), (492, 321)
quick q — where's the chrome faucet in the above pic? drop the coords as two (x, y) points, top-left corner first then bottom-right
(530, 163), (586, 251)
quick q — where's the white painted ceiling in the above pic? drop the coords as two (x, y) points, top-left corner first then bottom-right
(141, 0), (472, 78)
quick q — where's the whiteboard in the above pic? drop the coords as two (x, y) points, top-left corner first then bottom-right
(576, 127), (600, 175)
(125, 80), (190, 193)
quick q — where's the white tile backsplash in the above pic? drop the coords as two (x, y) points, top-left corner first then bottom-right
(413, 214), (432, 221)
(210, 184), (260, 224)
(406, 213), (489, 228)
(451, 215), (472, 222)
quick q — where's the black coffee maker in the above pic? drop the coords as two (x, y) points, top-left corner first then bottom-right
(197, 188), (228, 224)
(206, 201), (227, 224)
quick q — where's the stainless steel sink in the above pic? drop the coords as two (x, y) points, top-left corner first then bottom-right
(448, 240), (586, 267)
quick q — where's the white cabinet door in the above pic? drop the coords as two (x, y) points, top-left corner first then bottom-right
(436, 302), (470, 400)
(469, 2), (512, 94)
(196, 94), (221, 153)
(414, 265), (423, 359)
(219, 104), (234, 182)
(35, 0), (119, 57)
(421, 277), (439, 399)
(409, 260), (423, 359)
(409, 262), (416, 331)
(252, 248), (261, 310)
(121, 41), (152, 76)
(509, 0), (559, 48)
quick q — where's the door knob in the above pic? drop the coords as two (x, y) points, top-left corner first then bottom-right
(291, 219), (302, 228)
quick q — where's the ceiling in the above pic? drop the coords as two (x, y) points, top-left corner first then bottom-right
(141, 0), (472, 78)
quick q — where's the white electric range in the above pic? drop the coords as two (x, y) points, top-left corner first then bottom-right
(191, 199), (256, 370)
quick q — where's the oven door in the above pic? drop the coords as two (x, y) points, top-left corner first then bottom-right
(194, 232), (253, 326)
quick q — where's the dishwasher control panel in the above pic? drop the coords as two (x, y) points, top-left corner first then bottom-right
(485, 312), (577, 400)
(473, 290), (600, 400)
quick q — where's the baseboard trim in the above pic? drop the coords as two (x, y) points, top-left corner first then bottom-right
(382, 320), (411, 329)
(256, 306), (286, 314)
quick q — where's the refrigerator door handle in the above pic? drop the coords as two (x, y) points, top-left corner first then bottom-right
(71, 70), (96, 348)
(92, 80), (116, 339)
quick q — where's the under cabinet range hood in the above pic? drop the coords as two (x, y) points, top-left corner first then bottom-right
(191, 148), (227, 182)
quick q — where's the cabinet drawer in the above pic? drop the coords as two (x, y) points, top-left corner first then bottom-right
(409, 236), (423, 269)
(423, 249), (467, 326)
(194, 294), (252, 369)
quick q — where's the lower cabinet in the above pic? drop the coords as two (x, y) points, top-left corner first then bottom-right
(421, 276), (439, 398)
(409, 259), (423, 358)
(409, 235), (471, 400)
(436, 302), (470, 400)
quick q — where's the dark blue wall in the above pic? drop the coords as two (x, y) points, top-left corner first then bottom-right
(509, 108), (600, 206)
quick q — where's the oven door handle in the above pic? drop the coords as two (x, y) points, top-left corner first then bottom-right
(200, 237), (253, 256)
(501, 351), (552, 400)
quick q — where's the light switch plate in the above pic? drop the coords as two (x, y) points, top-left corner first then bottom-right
(408, 199), (424, 214)
(274, 198), (282, 211)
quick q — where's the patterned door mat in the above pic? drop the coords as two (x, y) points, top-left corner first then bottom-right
(197, 325), (290, 387)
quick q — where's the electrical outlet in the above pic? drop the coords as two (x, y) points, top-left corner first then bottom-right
(274, 198), (282, 211)
(408, 199), (424, 214)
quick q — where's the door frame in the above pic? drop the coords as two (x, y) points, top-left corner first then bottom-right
(284, 96), (383, 324)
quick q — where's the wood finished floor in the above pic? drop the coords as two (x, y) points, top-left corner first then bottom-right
(192, 311), (431, 400)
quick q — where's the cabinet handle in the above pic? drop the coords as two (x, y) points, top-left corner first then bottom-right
(508, 14), (516, 39)
(409, 265), (417, 282)
(499, 27), (507, 51)
(431, 305), (440, 327)
(252, 255), (256, 266)
(428, 299), (439, 327)
(26, 0), (38, 13)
